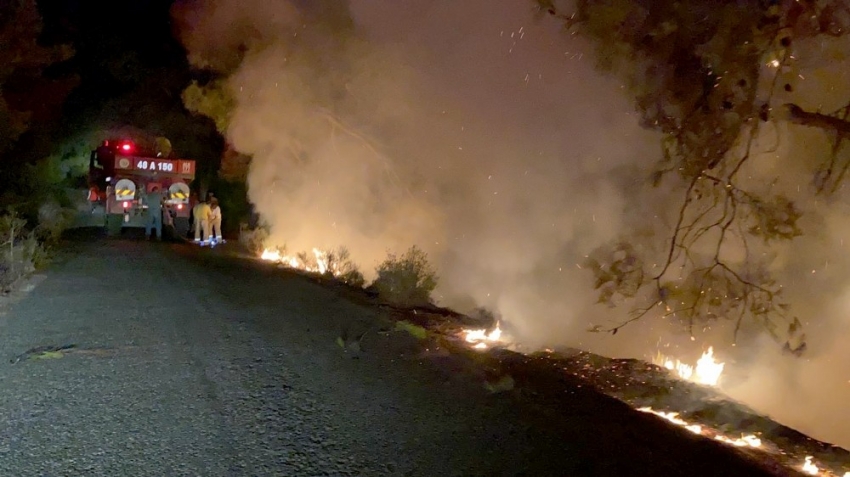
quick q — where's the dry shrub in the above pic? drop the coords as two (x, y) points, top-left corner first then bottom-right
(0, 200), (71, 289)
(326, 246), (365, 288)
(239, 224), (269, 254)
(0, 211), (41, 289)
(292, 246), (366, 288)
(372, 245), (438, 307)
(35, 201), (73, 245)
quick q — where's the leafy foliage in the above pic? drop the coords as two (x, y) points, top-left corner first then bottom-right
(372, 246), (438, 307)
(182, 80), (234, 135)
(539, 0), (850, 345)
(0, 0), (75, 159)
(183, 81), (251, 184)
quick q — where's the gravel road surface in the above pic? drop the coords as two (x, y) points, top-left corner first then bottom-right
(0, 232), (796, 476)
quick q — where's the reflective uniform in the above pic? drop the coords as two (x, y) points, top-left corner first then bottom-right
(193, 202), (211, 242)
(208, 204), (222, 242)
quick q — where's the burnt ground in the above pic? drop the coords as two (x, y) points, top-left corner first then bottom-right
(0, 229), (806, 476)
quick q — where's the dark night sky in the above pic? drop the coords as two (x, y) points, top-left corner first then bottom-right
(34, 0), (222, 170)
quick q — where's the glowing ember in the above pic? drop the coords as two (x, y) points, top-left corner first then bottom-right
(462, 323), (503, 350)
(653, 347), (725, 386)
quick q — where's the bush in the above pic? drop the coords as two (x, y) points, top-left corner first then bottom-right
(338, 268), (366, 288)
(293, 246), (366, 288)
(372, 245), (438, 307)
(35, 201), (74, 245)
(239, 224), (269, 254)
(325, 247), (365, 288)
(0, 211), (45, 290)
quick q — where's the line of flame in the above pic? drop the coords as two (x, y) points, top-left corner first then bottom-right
(261, 247), (847, 475)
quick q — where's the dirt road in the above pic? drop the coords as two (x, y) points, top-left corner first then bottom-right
(0, 232), (797, 476)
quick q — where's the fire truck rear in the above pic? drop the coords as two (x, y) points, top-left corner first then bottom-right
(89, 139), (196, 237)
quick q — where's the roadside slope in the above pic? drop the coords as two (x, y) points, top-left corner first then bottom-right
(0, 235), (795, 476)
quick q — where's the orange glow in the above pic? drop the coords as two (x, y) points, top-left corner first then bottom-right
(652, 347), (725, 386)
(460, 323), (504, 350)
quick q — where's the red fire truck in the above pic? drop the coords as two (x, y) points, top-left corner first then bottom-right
(89, 138), (196, 237)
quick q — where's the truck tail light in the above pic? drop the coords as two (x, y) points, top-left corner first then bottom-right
(123, 201), (130, 209)
(177, 203), (183, 210)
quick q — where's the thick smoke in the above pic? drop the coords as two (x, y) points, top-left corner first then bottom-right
(173, 0), (850, 448)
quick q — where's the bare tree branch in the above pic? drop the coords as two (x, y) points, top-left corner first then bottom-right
(777, 103), (850, 136)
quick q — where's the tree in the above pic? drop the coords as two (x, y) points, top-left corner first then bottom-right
(0, 0), (74, 161)
(182, 80), (234, 135)
(538, 0), (850, 350)
(181, 80), (250, 180)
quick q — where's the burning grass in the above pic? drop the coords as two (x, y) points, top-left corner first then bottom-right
(430, 319), (849, 475)
(260, 243), (437, 305)
(522, 348), (850, 476)
(251, 235), (849, 475)
(462, 324), (503, 350)
(260, 245), (365, 287)
(652, 347), (725, 386)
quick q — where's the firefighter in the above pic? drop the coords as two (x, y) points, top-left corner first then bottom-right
(86, 184), (100, 213)
(162, 202), (176, 240)
(208, 197), (223, 244)
(193, 197), (211, 244)
(145, 186), (164, 240)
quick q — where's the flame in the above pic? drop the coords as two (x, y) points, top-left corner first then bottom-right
(638, 407), (850, 475)
(260, 247), (340, 276)
(262, 245), (845, 475)
(260, 248), (282, 261)
(715, 434), (763, 448)
(461, 323), (503, 350)
(313, 248), (329, 274)
(802, 456), (818, 475)
(653, 347), (725, 386)
(637, 407), (762, 448)
(694, 347), (724, 386)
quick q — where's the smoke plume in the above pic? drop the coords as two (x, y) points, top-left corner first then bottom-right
(173, 0), (850, 448)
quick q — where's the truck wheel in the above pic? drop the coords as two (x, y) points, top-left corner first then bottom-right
(106, 214), (123, 236)
(173, 217), (190, 239)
